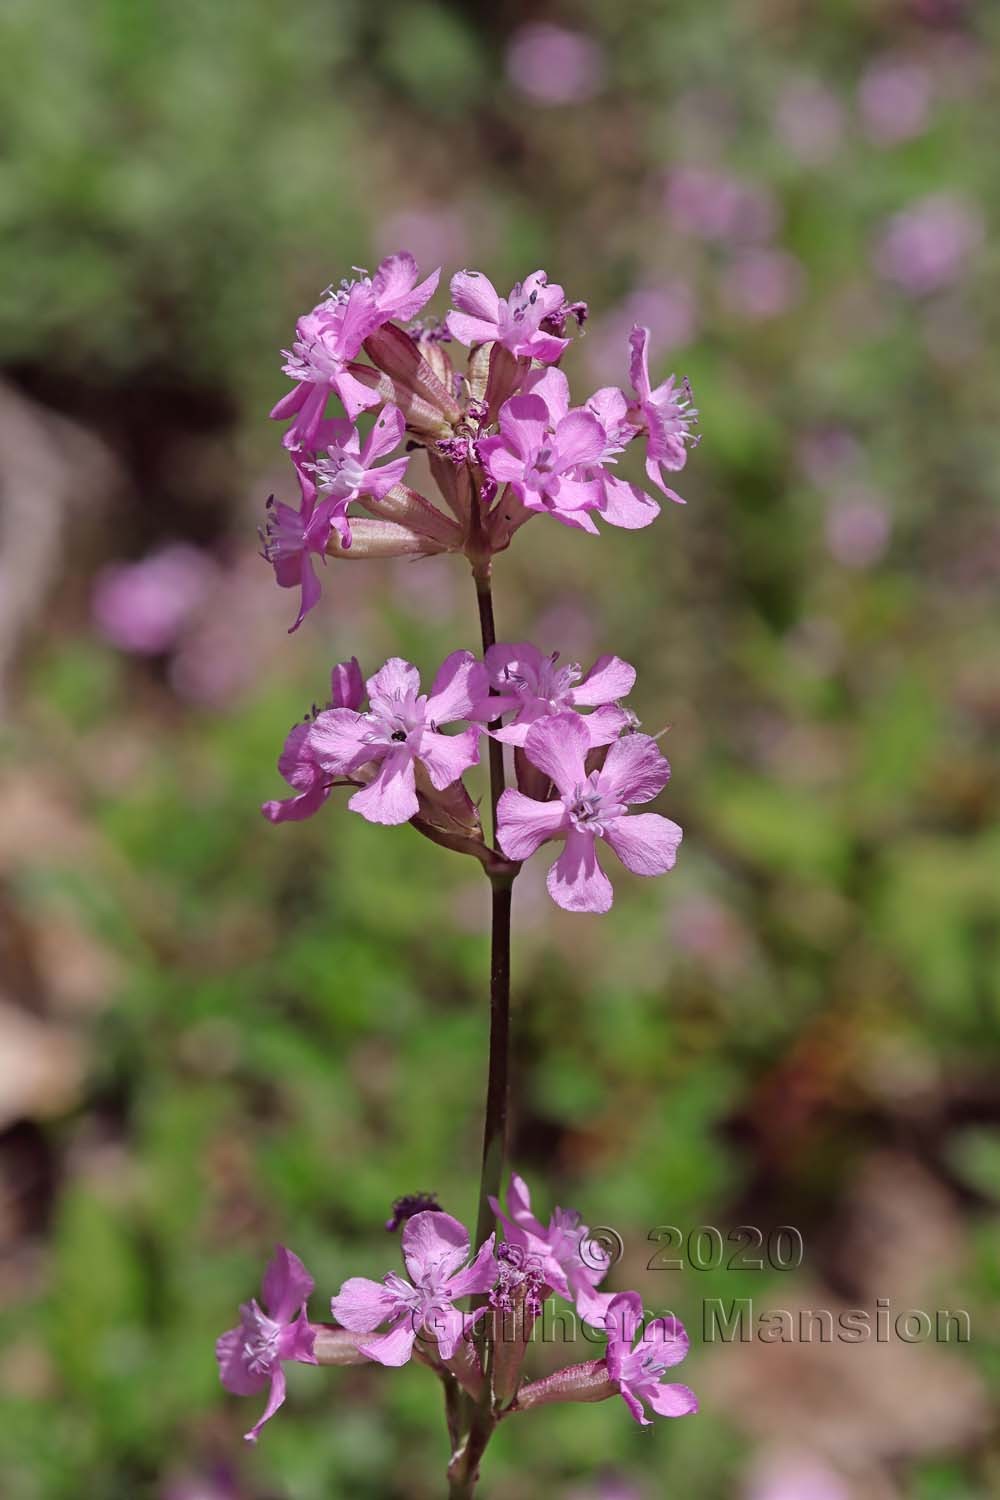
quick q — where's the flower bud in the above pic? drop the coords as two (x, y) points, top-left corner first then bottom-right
(325, 519), (446, 559)
(485, 344), (530, 423)
(363, 324), (462, 426)
(357, 483), (463, 549)
(312, 1326), (373, 1366)
(514, 1359), (617, 1411)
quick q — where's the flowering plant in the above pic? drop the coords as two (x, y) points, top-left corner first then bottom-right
(223, 253), (701, 1494)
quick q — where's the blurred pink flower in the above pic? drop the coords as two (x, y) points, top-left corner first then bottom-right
(797, 428), (865, 489)
(665, 168), (779, 244)
(669, 894), (753, 980)
(859, 57), (933, 144)
(746, 1451), (849, 1500)
(376, 206), (469, 273)
(604, 1291), (697, 1425)
(720, 250), (806, 321)
(585, 285), (698, 382)
(215, 1246), (317, 1444)
(506, 24), (605, 106)
(824, 492), (892, 569)
(875, 193), (984, 295)
(774, 79), (845, 164)
(92, 543), (216, 655)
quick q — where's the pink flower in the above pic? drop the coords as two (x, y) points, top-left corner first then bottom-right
(479, 391), (607, 532)
(446, 269), (571, 362)
(720, 250), (805, 322)
(489, 1172), (615, 1326)
(859, 58), (932, 146)
(496, 713), (682, 914)
(604, 1291), (697, 1426)
(272, 253), (439, 446)
(665, 168), (778, 245)
(626, 325), (698, 503)
(874, 194), (984, 296)
(215, 1246), (318, 1444)
(307, 652), (486, 825)
(310, 405), (410, 546)
(92, 543), (216, 656)
(505, 23), (605, 106)
(259, 467), (340, 633)
(331, 1211), (497, 1366)
(262, 658), (364, 824)
(476, 641), (635, 747)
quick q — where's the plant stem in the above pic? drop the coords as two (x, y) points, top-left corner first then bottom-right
(471, 562), (513, 1255)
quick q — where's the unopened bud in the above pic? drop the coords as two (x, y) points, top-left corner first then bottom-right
(515, 1359), (616, 1411)
(312, 1326), (373, 1366)
(325, 519), (446, 560)
(357, 484), (463, 549)
(362, 324), (462, 426)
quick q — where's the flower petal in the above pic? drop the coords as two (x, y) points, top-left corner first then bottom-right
(600, 732), (671, 804)
(216, 1325), (268, 1397)
(447, 1233), (498, 1299)
(330, 1277), (402, 1333)
(498, 393), (551, 457)
(366, 656), (422, 713)
(425, 650), (489, 724)
(446, 311), (502, 347)
(308, 707), (375, 775)
(362, 404), (405, 465)
(619, 1383), (652, 1426)
(522, 712), (591, 796)
(571, 654), (637, 707)
(244, 1365), (287, 1444)
(635, 1315), (690, 1368)
(359, 1315), (417, 1367)
(331, 657), (364, 710)
(288, 555), (322, 634)
(496, 789), (567, 861)
(263, 1245), (315, 1325)
(418, 727), (480, 791)
(599, 476), (661, 529)
(602, 813), (682, 877)
(432, 1303), (487, 1361)
(402, 1210), (471, 1285)
(546, 828), (613, 913)
(522, 367), (571, 424)
(604, 1291), (645, 1371)
(554, 410), (608, 470)
(628, 324), (652, 403)
(581, 704), (629, 747)
(348, 747), (418, 824)
(645, 1381), (699, 1418)
(449, 269), (501, 324)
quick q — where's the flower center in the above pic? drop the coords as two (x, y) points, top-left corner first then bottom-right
(242, 1310), (282, 1376)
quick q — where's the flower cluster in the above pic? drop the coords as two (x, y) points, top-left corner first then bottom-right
(262, 254), (698, 631)
(262, 646), (681, 913)
(217, 1176), (696, 1441)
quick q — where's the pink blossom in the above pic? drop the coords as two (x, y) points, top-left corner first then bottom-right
(745, 1451), (849, 1500)
(720, 250), (805, 322)
(262, 658), (364, 824)
(859, 58), (932, 146)
(505, 23), (605, 106)
(92, 543), (216, 655)
(490, 1172), (615, 1326)
(824, 493), (891, 569)
(307, 652), (486, 825)
(259, 467), (340, 633)
(331, 1210), (497, 1366)
(215, 1246), (317, 1443)
(875, 194), (984, 296)
(625, 325), (698, 503)
(272, 253), (439, 446)
(773, 79), (845, 165)
(479, 391), (607, 532)
(446, 269), (571, 362)
(604, 1291), (697, 1426)
(310, 405), (410, 545)
(665, 168), (778, 245)
(496, 713), (682, 914)
(476, 642), (634, 747)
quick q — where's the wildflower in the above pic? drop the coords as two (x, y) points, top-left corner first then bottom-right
(476, 641), (634, 746)
(490, 1172), (615, 1325)
(259, 471), (341, 632)
(261, 658), (364, 824)
(215, 1247), (318, 1443)
(478, 392), (607, 532)
(446, 270), (572, 362)
(625, 325), (698, 504)
(496, 712), (681, 913)
(271, 253), (439, 446)
(310, 404), (411, 546)
(603, 1291), (697, 1425)
(308, 652), (486, 826)
(331, 1210), (497, 1366)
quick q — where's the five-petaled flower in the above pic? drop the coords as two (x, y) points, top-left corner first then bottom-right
(490, 1172), (615, 1326)
(479, 391), (608, 532)
(260, 463), (343, 632)
(625, 324), (699, 504)
(496, 712), (682, 913)
(215, 1246), (318, 1443)
(262, 658), (364, 824)
(331, 1210), (497, 1366)
(603, 1291), (698, 1425)
(476, 641), (635, 747)
(446, 269), (572, 363)
(272, 253), (440, 447)
(308, 652), (487, 825)
(310, 404), (411, 546)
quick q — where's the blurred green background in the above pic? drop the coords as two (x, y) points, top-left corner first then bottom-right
(0, 1), (998, 1497)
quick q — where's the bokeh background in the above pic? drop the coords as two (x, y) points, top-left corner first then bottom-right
(1, 1), (998, 1497)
